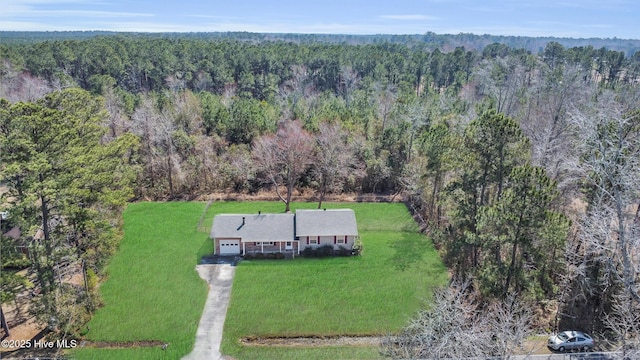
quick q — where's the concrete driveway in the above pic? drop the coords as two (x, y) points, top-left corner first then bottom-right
(182, 258), (237, 360)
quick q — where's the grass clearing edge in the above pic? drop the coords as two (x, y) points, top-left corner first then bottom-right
(72, 201), (447, 360)
(215, 202), (448, 359)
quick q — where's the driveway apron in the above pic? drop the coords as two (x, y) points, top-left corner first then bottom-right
(182, 263), (235, 360)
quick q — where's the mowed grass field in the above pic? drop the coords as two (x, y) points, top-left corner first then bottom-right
(208, 202), (448, 360)
(72, 201), (448, 359)
(73, 202), (210, 360)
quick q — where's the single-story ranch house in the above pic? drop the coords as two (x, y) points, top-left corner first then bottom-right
(210, 209), (359, 256)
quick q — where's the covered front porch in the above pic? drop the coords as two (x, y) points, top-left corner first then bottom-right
(242, 240), (299, 255)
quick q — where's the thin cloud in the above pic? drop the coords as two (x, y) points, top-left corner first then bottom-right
(554, 0), (631, 9)
(8, 0), (100, 5)
(468, 6), (512, 13)
(379, 14), (438, 21)
(578, 23), (615, 30)
(4, 0), (104, 12)
(0, 21), (50, 31)
(25, 10), (154, 17)
(1, 0), (153, 25)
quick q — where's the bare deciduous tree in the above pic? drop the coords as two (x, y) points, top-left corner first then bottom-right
(605, 292), (640, 357)
(403, 100), (429, 163)
(381, 280), (535, 359)
(314, 122), (362, 208)
(560, 90), (640, 335)
(521, 64), (592, 196)
(278, 65), (314, 120)
(102, 86), (128, 141)
(473, 56), (530, 118)
(131, 96), (161, 193)
(572, 93), (640, 302)
(0, 68), (52, 103)
(193, 134), (226, 192)
(339, 65), (360, 109)
(487, 293), (534, 358)
(222, 143), (255, 192)
(381, 280), (491, 359)
(374, 82), (397, 135)
(253, 120), (315, 212)
(130, 95), (183, 198)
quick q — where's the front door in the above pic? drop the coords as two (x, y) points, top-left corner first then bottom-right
(285, 241), (293, 250)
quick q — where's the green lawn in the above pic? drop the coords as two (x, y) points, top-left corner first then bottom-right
(208, 202), (448, 360)
(73, 202), (210, 360)
(71, 201), (448, 360)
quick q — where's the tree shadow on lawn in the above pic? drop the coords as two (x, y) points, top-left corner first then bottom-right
(388, 232), (430, 271)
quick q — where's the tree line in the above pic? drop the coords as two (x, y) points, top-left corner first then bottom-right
(1, 35), (639, 356)
(2, 30), (640, 56)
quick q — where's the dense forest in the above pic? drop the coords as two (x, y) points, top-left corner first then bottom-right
(1, 33), (639, 356)
(2, 30), (640, 56)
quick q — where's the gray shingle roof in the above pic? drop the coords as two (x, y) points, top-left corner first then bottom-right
(295, 209), (358, 237)
(210, 213), (294, 242)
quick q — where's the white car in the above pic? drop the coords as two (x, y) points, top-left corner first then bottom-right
(547, 331), (594, 352)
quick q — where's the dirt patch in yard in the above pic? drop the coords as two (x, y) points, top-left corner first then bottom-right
(241, 335), (382, 347)
(79, 340), (167, 348)
(1, 273), (46, 354)
(241, 335), (553, 356)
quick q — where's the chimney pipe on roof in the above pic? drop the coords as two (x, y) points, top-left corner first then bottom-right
(258, 210), (261, 215)
(242, 216), (245, 226)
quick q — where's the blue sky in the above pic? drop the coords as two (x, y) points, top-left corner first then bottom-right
(1, 0), (638, 39)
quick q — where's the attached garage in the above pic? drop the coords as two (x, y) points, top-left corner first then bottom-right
(218, 239), (240, 255)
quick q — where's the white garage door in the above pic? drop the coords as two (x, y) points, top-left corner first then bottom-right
(219, 239), (240, 255)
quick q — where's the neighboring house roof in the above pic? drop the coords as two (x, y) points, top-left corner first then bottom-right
(3, 226), (21, 240)
(33, 216), (63, 241)
(210, 213), (294, 242)
(295, 209), (358, 237)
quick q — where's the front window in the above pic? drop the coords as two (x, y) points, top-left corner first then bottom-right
(337, 236), (346, 244)
(308, 236), (318, 245)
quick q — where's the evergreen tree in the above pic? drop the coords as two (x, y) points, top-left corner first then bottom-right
(0, 88), (138, 335)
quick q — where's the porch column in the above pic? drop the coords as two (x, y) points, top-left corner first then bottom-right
(243, 241), (246, 255)
(279, 241), (282, 252)
(261, 242), (264, 253)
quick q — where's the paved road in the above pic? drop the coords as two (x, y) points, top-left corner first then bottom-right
(437, 351), (623, 360)
(512, 352), (622, 360)
(182, 263), (236, 360)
